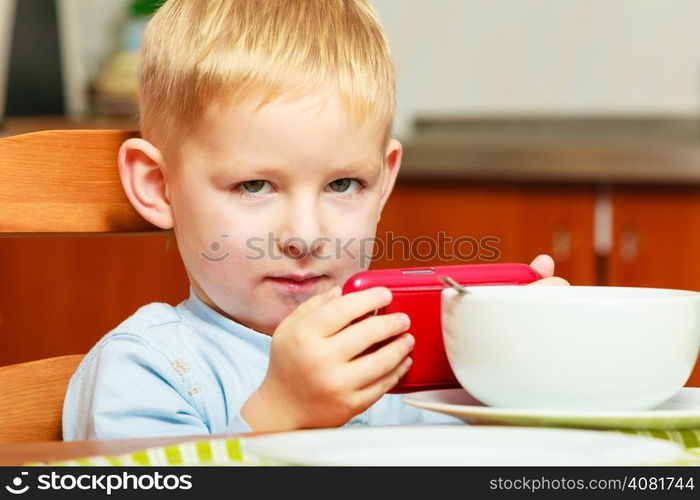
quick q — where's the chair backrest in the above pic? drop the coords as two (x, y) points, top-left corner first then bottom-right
(0, 130), (157, 442)
(0, 354), (84, 443)
(0, 129), (157, 234)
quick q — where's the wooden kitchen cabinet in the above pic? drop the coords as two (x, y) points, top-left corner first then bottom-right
(373, 180), (598, 286)
(607, 185), (700, 291)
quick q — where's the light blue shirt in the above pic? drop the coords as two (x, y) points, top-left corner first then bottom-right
(63, 289), (459, 440)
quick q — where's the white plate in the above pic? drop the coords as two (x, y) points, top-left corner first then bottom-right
(404, 387), (700, 430)
(239, 425), (692, 466)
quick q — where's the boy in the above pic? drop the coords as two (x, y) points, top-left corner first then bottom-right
(63, 0), (565, 440)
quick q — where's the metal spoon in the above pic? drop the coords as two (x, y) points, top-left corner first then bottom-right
(437, 275), (470, 295)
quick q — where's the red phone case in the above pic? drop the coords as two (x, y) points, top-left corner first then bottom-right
(342, 263), (541, 393)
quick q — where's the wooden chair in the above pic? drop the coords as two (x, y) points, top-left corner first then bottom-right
(0, 354), (85, 443)
(0, 129), (148, 233)
(0, 129), (157, 443)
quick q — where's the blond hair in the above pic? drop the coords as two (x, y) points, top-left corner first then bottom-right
(139, 0), (396, 151)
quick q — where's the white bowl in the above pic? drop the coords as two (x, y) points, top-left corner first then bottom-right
(441, 286), (700, 411)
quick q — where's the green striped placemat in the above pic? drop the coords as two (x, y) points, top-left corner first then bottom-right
(34, 438), (258, 467)
(31, 428), (700, 466)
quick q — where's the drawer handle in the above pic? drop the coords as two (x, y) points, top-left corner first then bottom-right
(620, 228), (639, 264)
(552, 225), (571, 262)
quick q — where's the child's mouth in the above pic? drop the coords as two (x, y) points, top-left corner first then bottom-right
(265, 274), (326, 294)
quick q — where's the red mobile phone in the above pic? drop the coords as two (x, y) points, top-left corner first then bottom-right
(341, 263), (541, 393)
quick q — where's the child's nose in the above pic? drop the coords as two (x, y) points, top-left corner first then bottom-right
(280, 236), (326, 259)
(277, 200), (327, 259)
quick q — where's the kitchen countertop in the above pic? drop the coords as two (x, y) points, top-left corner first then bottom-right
(399, 117), (700, 184)
(400, 137), (700, 184)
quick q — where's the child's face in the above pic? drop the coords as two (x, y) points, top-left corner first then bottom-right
(166, 93), (401, 334)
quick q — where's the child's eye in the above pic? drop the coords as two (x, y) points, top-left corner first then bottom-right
(238, 180), (274, 195)
(327, 178), (363, 194)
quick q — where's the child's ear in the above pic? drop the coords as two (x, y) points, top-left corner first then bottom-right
(118, 138), (174, 229)
(377, 138), (403, 221)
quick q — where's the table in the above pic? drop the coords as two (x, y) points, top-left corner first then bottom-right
(0, 434), (236, 466)
(1, 427), (699, 466)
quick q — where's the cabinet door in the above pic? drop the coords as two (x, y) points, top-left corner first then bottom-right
(604, 185), (700, 386)
(608, 185), (700, 289)
(373, 181), (597, 286)
(0, 235), (190, 365)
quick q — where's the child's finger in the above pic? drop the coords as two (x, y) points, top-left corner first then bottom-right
(528, 254), (555, 278)
(304, 286), (394, 337)
(353, 354), (413, 406)
(346, 333), (414, 388)
(330, 312), (410, 360)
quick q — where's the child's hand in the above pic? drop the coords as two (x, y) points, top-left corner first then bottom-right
(528, 254), (570, 286)
(241, 286), (413, 431)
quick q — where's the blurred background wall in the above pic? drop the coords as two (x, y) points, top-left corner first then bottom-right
(373, 0), (700, 137)
(3, 0), (699, 136)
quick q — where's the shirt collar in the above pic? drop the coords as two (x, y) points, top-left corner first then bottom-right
(180, 287), (272, 351)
